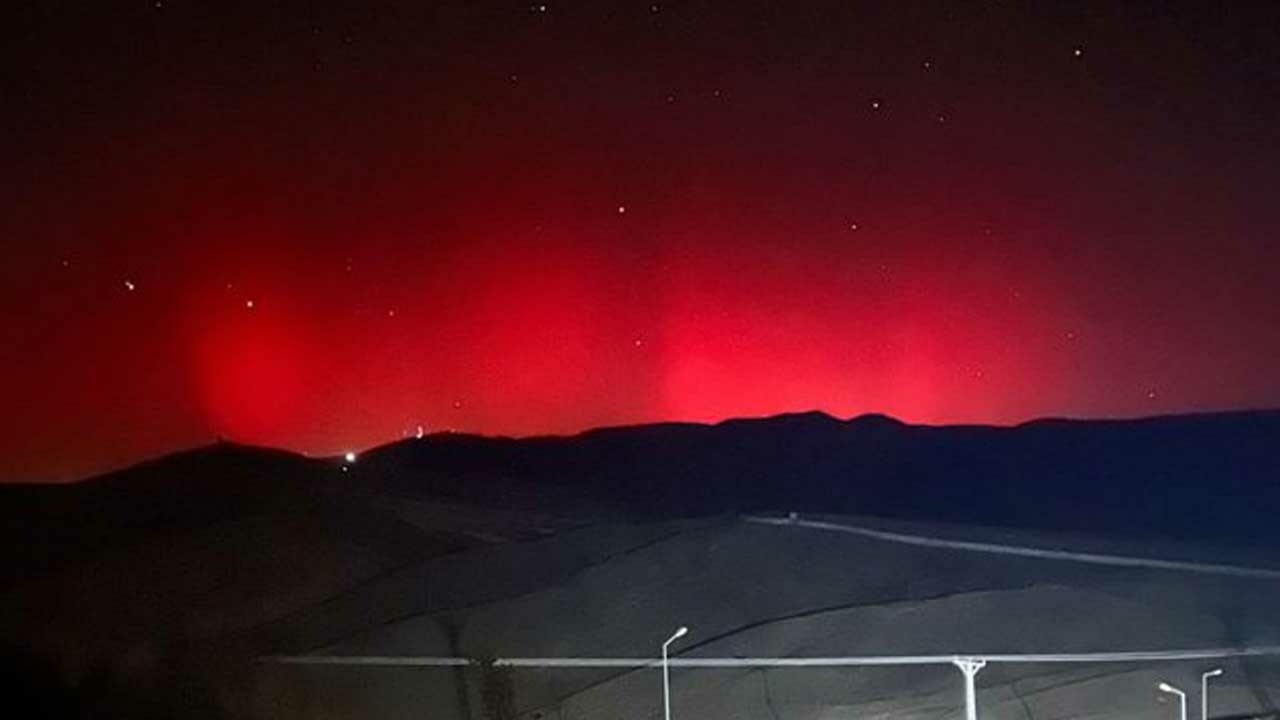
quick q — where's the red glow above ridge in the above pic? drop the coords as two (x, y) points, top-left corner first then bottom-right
(6, 1), (1280, 481)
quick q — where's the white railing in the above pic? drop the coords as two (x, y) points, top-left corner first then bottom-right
(260, 646), (1280, 668)
(260, 646), (1280, 720)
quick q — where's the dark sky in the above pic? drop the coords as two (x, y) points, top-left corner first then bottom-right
(4, 1), (1280, 481)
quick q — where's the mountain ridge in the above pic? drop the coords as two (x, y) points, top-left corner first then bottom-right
(4, 409), (1280, 720)
(12, 408), (1273, 486)
(5, 407), (1279, 574)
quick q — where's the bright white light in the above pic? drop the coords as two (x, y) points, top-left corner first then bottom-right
(124, 280), (136, 291)
(662, 625), (689, 649)
(1204, 669), (1223, 678)
(344, 451), (357, 463)
(416, 425), (425, 439)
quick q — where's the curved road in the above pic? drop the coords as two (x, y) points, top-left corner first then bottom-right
(744, 514), (1280, 581)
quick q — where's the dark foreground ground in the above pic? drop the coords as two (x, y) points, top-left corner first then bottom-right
(4, 409), (1280, 718)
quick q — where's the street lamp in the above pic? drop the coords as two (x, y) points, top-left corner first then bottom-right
(953, 658), (987, 720)
(662, 626), (689, 720)
(1202, 669), (1224, 720)
(1160, 682), (1188, 720)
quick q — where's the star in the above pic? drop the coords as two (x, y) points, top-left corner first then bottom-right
(849, 222), (859, 231)
(922, 59), (933, 70)
(60, 258), (70, 268)
(245, 299), (255, 309)
(617, 205), (627, 214)
(387, 309), (396, 318)
(870, 99), (882, 111)
(124, 280), (136, 292)
(1073, 47), (1084, 58)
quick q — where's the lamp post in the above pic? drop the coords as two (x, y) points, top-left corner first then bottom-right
(662, 626), (689, 720)
(1202, 669), (1223, 720)
(953, 658), (987, 720)
(1160, 682), (1188, 720)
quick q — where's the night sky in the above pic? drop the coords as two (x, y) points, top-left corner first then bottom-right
(4, 2), (1280, 481)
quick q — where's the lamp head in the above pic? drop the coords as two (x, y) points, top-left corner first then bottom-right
(673, 626), (688, 639)
(1159, 682), (1179, 694)
(1205, 668), (1224, 678)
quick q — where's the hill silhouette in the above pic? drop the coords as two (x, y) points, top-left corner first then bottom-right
(5, 409), (1280, 572)
(4, 410), (1280, 719)
(347, 408), (1280, 546)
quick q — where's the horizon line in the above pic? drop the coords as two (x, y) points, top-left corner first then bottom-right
(7, 404), (1277, 486)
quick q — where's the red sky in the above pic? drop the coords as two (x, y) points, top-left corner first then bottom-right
(4, 2), (1280, 481)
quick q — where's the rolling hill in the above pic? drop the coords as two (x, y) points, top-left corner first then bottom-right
(3, 410), (1280, 719)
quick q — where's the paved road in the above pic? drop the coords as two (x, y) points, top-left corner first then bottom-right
(744, 514), (1280, 580)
